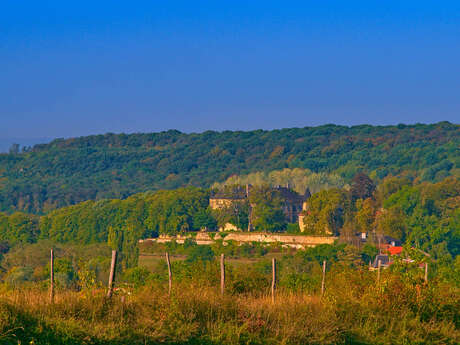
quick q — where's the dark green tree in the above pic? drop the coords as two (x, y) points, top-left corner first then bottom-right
(351, 172), (376, 201)
(193, 208), (217, 230)
(249, 186), (286, 232)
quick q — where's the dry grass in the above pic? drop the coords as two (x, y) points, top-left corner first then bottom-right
(0, 274), (458, 345)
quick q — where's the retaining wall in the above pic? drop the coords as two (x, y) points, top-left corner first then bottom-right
(140, 231), (337, 249)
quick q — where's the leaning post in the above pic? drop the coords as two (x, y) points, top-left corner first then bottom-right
(107, 250), (117, 298)
(321, 260), (326, 296)
(166, 252), (172, 296)
(49, 249), (54, 303)
(271, 258), (276, 304)
(220, 254), (225, 295)
(424, 262), (428, 283)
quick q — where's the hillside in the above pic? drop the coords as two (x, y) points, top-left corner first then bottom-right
(0, 122), (458, 213)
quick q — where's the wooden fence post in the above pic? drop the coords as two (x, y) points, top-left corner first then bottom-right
(377, 259), (381, 285)
(321, 260), (326, 296)
(271, 258), (276, 304)
(424, 262), (428, 283)
(107, 250), (117, 298)
(166, 252), (172, 296)
(220, 254), (225, 295)
(49, 249), (54, 303)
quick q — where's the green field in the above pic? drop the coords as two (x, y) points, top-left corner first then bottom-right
(139, 252), (285, 270)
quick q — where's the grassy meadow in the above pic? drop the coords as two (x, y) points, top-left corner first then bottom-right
(138, 252), (285, 270)
(0, 256), (458, 345)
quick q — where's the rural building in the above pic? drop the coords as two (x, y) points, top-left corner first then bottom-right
(209, 185), (248, 209)
(209, 184), (310, 227)
(371, 254), (391, 269)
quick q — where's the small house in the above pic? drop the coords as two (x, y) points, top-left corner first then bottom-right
(370, 254), (391, 270)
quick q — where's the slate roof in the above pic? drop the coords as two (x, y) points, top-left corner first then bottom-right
(210, 186), (247, 199)
(210, 185), (309, 202)
(372, 254), (391, 268)
(383, 236), (402, 246)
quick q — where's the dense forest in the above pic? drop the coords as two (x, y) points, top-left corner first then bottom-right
(0, 175), (458, 270)
(0, 122), (458, 213)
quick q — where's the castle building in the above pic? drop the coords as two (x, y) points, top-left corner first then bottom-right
(272, 185), (308, 223)
(209, 185), (248, 209)
(209, 184), (310, 227)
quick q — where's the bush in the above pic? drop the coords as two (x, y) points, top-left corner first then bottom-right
(286, 222), (301, 234)
(122, 266), (152, 288)
(4, 266), (33, 287)
(186, 245), (215, 263)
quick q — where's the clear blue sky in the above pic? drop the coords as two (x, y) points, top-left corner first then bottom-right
(1, 1), (459, 140)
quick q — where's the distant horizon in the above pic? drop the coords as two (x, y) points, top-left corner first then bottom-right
(1, 119), (457, 139)
(2, 116), (459, 143)
(1, 120), (457, 153)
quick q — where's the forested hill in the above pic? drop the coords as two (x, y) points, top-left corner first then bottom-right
(0, 122), (458, 214)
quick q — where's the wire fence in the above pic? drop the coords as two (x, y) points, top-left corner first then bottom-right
(43, 248), (431, 305)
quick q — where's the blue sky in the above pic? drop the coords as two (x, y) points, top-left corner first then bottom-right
(1, 1), (459, 141)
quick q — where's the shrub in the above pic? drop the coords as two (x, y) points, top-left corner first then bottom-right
(4, 266), (33, 287)
(186, 245), (215, 263)
(122, 266), (152, 288)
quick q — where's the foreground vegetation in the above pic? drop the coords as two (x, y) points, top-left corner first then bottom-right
(0, 236), (459, 344)
(0, 261), (458, 345)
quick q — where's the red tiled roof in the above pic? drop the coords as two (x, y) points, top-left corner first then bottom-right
(387, 246), (403, 256)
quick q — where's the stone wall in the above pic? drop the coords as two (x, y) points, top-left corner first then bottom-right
(209, 198), (236, 209)
(140, 231), (337, 249)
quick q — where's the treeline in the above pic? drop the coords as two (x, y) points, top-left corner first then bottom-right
(0, 187), (212, 270)
(0, 122), (458, 213)
(0, 185), (294, 249)
(212, 168), (347, 194)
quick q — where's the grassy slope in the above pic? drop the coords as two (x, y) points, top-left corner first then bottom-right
(0, 270), (458, 345)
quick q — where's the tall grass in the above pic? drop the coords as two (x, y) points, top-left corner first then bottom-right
(0, 268), (458, 345)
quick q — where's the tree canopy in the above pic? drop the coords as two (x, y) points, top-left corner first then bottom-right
(0, 175), (457, 265)
(0, 122), (458, 213)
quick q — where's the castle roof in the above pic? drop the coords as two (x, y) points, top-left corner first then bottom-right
(272, 186), (305, 202)
(210, 185), (309, 202)
(210, 186), (247, 200)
